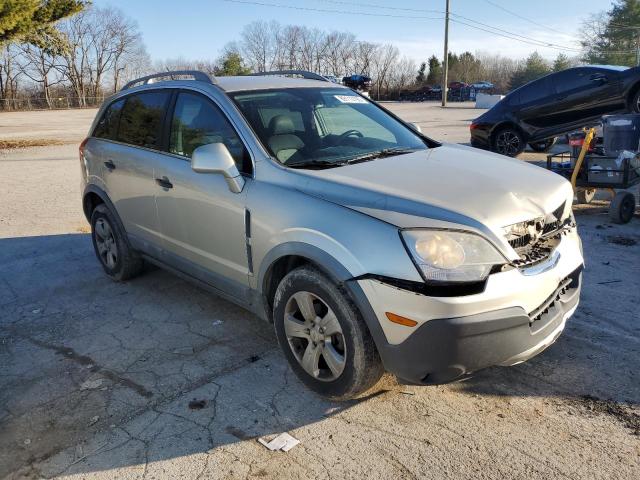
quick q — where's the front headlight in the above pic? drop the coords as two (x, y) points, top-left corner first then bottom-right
(401, 230), (506, 283)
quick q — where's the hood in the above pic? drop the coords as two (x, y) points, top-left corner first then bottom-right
(287, 144), (572, 233)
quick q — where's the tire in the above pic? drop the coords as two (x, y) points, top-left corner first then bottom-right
(576, 188), (596, 204)
(528, 137), (557, 153)
(273, 266), (383, 400)
(90, 204), (144, 281)
(631, 89), (640, 113)
(493, 127), (526, 157)
(609, 191), (636, 224)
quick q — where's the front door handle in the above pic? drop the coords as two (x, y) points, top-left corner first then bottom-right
(104, 160), (116, 171)
(155, 177), (173, 189)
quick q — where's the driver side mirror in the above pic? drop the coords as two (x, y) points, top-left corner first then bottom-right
(409, 122), (422, 133)
(191, 143), (245, 194)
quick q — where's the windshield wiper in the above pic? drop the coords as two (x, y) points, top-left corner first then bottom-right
(344, 147), (419, 165)
(285, 159), (348, 169)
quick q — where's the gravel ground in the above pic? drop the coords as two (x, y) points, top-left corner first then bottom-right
(0, 103), (639, 480)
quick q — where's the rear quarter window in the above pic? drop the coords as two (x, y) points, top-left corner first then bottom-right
(93, 99), (125, 140)
(117, 91), (171, 149)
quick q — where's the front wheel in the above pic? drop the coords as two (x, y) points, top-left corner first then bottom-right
(631, 89), (640, 113)
(273, 266), (383, 400)
(493, 128), (525, 157)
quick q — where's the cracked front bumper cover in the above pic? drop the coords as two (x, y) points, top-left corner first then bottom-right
(370, 266), (582, 385)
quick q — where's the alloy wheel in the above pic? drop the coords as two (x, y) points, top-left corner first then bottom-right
(495, 130), (521, 156)
(283, 291), (346, 382)
(94, 218), (118, 269)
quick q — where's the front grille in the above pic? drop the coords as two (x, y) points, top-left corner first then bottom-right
(511, 244), (554, 268)
(506, 201), (572, 269)
(528, 267), (581, 323)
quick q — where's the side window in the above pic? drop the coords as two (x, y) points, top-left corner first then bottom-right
(93, 99), (124, 140)
(117, 91), (170, 149)
(552, 69), (592, 94)
(169, 92), (249, 172)
(519, 78), (550, 104)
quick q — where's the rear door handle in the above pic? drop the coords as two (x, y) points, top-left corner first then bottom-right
(104, 160), (116, 171)
(155, 177), (173, 189)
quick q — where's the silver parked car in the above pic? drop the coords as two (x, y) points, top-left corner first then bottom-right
(80, 70), (584, 400)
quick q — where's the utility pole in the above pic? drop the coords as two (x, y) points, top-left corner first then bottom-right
(441, 0), (450, 107)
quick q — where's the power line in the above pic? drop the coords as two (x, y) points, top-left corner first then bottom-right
(221, 0), (443, 20)
(223, 0), (636, 54)
(321, 0), (442, 14)
(449, 15), (582, 52)
(319, 0), (584, 53)
(481, 0), (572, 36)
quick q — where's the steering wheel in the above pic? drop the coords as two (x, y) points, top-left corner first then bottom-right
(338, 129), (363, 141)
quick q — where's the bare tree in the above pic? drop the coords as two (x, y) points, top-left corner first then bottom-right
(16, 33), (65, 108)
(0, 43), (21, 108)
(55, 5), (146, 104)
(241, 21), (278, 72)
(371, 44), (399, 99)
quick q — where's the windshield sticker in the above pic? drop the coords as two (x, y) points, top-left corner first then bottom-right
(334, 95), (368, 104)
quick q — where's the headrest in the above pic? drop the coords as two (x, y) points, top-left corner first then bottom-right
(269, 115), (295, 135)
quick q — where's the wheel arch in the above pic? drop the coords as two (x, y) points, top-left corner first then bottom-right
(256, 241), (392, 369)
(258, 242), (354, 323)
(82, 185), (129, 243)
(625, 81), (640, 111)
(490, 121), (527, 144)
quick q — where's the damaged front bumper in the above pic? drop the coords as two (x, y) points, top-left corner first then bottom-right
(350, 228), (584, 385)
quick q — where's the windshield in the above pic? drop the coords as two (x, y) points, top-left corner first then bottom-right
(230, 88), (428, 168)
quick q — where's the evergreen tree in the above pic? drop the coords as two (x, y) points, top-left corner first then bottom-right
(416, 62), (426, 84)
(582, 0), (640, 66)
(0, 0), (85, 44)
(552, 53), (572, 72)
(509, 52), (551, 90)
(426, 55), (441, 85)
(217, 52), (251, 76)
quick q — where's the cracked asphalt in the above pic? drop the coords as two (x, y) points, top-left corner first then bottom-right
(1, 104), (639, 479)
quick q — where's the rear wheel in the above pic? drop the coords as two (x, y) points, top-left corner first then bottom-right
(609, 191), (636, 224)
(528, 137), (557, 153)
(493, 127), (525, 157)
(90, 204), (144, 281)
(273, 266), (383, 400)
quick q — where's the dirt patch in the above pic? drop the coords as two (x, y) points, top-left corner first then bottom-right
(572, 395), (640, 435)
(0, 138), (70, 150)
(607, 235), (638, 246)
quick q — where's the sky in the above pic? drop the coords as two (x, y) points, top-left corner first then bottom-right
(94, 0), (611, 64)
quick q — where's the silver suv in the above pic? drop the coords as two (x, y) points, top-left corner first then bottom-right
(80, 70), (584, 400)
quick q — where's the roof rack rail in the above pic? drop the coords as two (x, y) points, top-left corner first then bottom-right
(121, 70), (216, 91)
(250, 70), (330, 82)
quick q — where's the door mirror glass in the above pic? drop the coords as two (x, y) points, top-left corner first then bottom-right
(191, 143), (245, 193)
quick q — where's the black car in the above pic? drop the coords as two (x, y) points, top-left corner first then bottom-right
(342, 74), (373, 92)
(470, 65), (640, 156)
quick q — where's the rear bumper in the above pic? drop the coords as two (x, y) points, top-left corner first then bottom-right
(470, 124), (492, 149)
(376, 267), (581, 384)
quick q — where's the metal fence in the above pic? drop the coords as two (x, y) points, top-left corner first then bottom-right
(0, 96), (107, 111)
